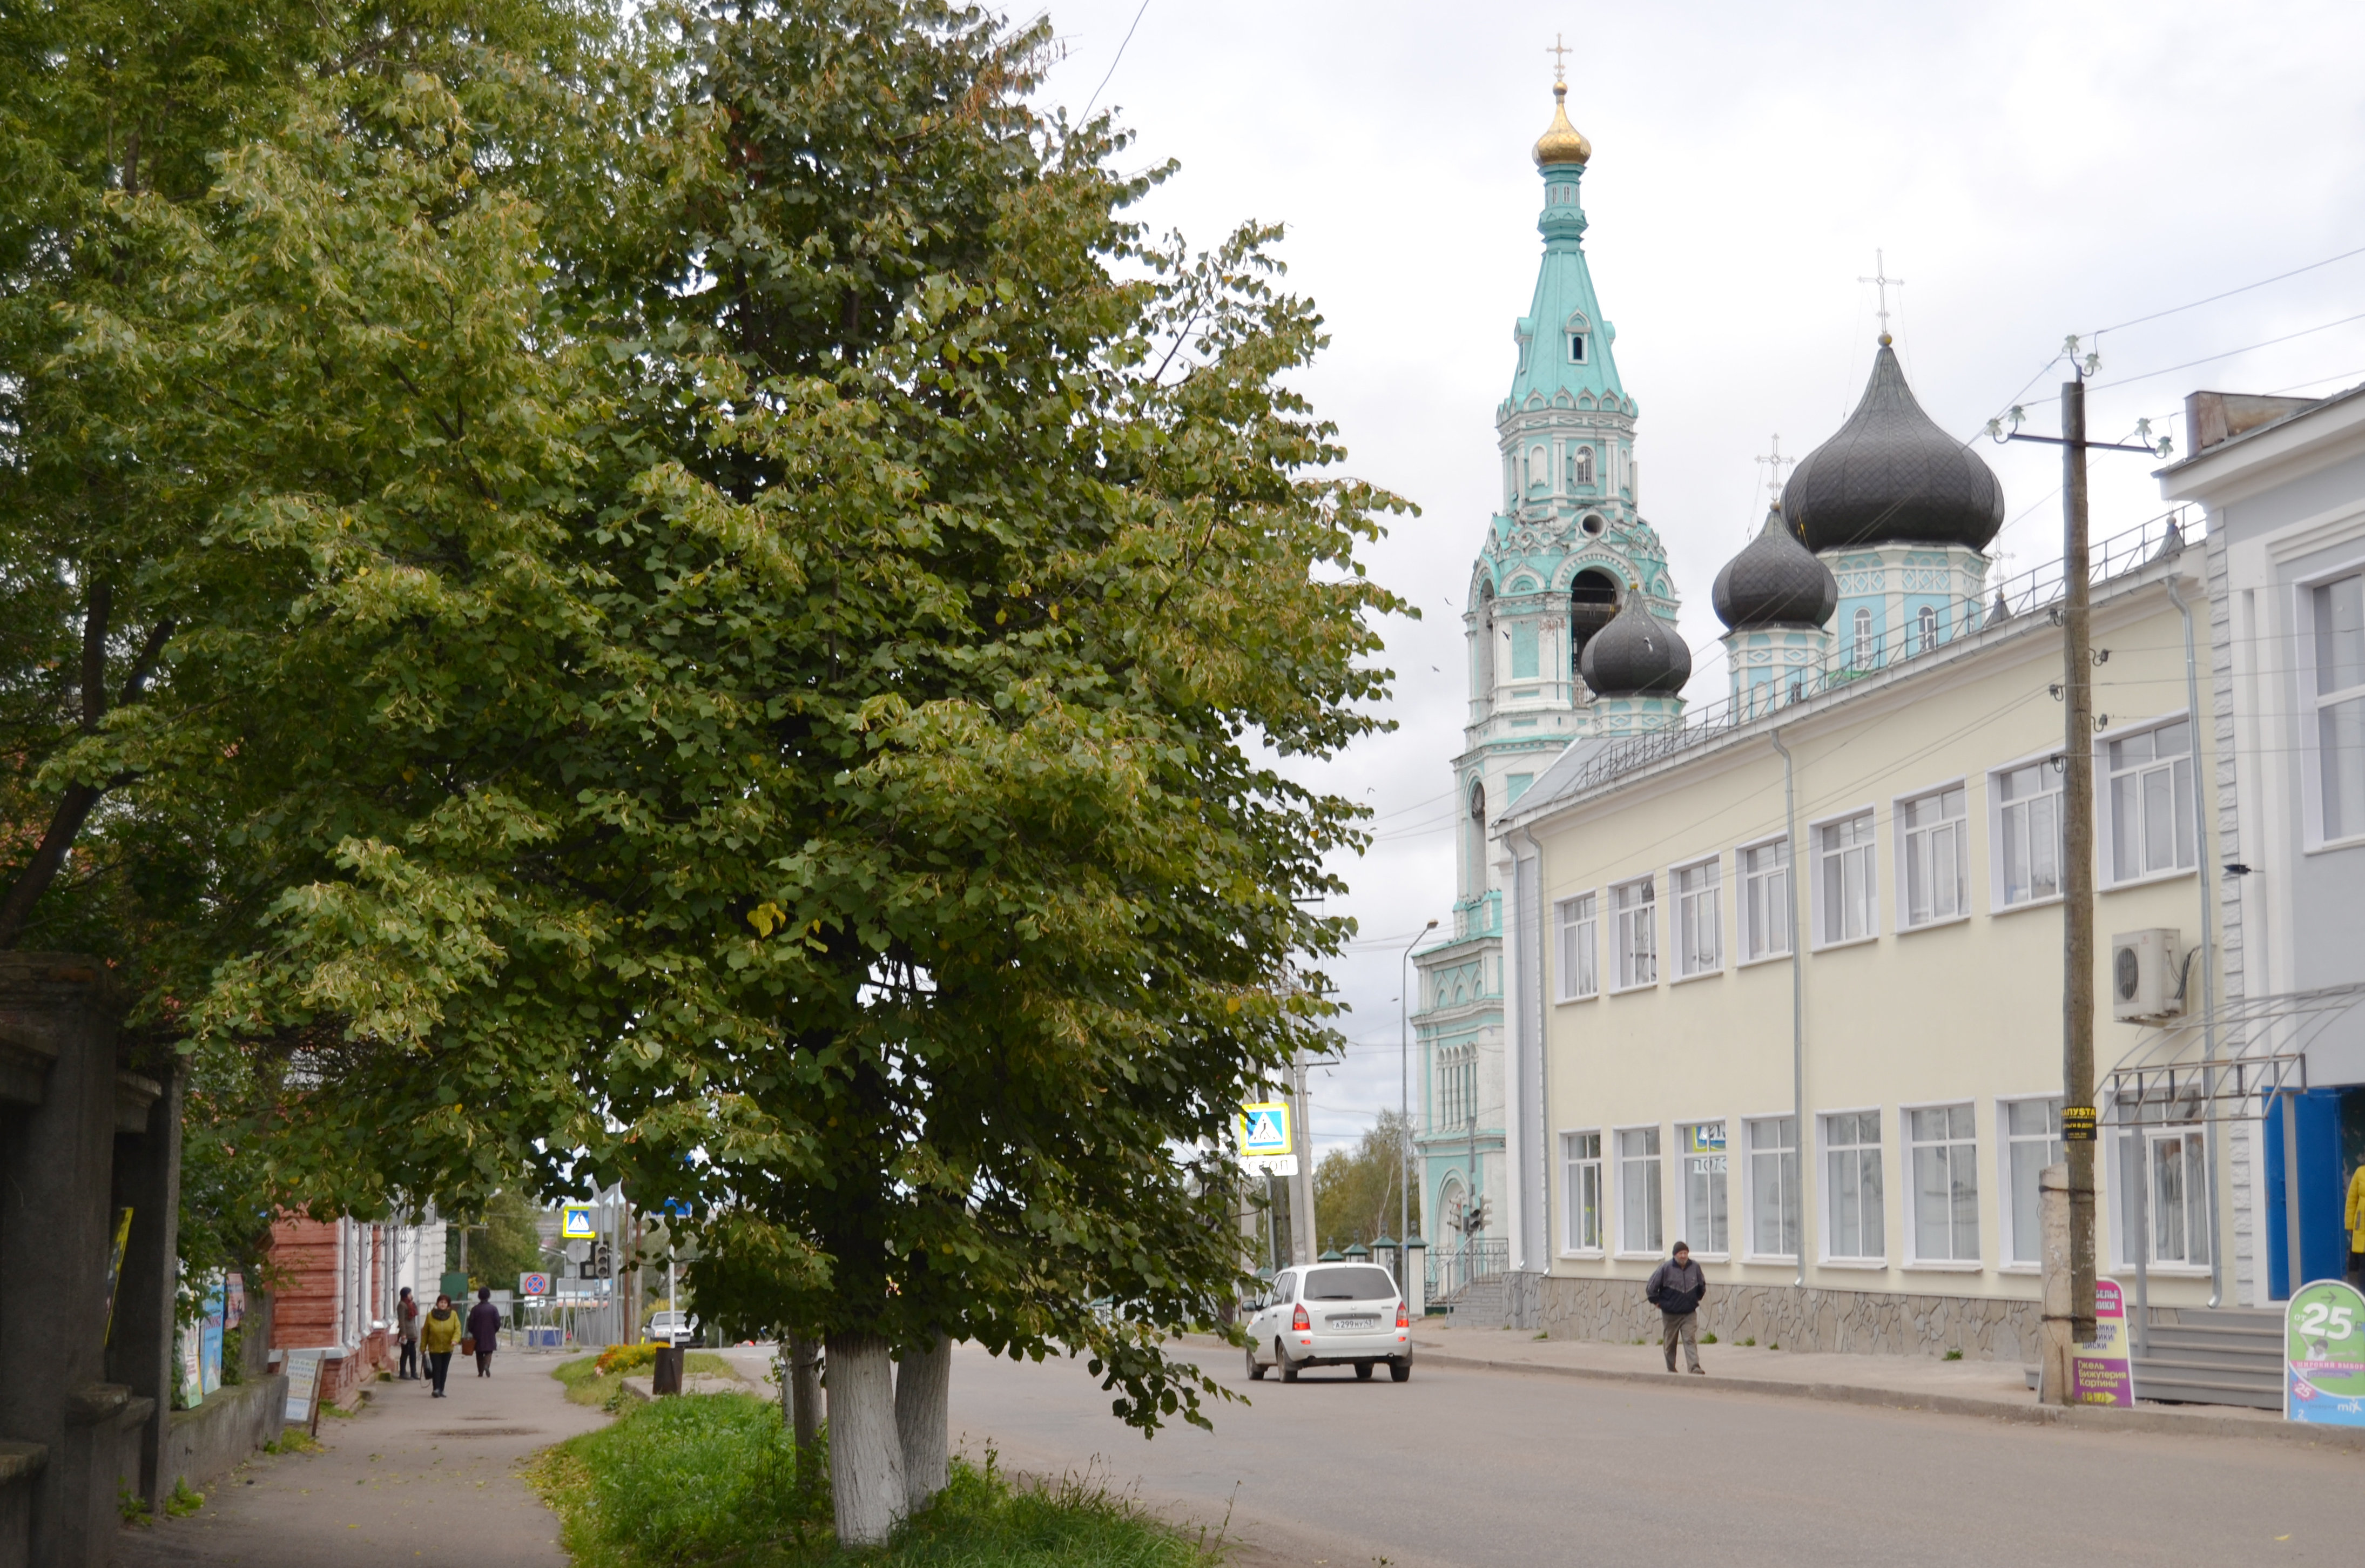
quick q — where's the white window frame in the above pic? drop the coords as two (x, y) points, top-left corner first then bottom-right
(2111, 1121), (2212, 1275)
(1809, 806), (1879, 951)
(1988, 746), (2066, 915)
(1851, 606), (1874, 668)
(1560, 1129), (1605, 1256)
(1670, 856), (1723, 981)
(2296, 556), (2365, 851)
(1902, 1100), (1981, 1269)
(2096, 711), (2199, 889)
(1997, 1094), (2064, 1273)
(1819, 1107), (1886, 1266)
(1915, 602), (1938, 654)
(1554, 891), (1599, 1002)
(1893, 779), (1971, 932)
(1614, 1124), (1664, 1258)
(1676, 1119), (1730, 1259)
(1610, 876), (1657, 992)
(1743, 1113), (1801, 1263)
(1736, 833), (1793, 966)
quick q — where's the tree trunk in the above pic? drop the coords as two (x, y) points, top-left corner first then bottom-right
(894, 1335), (951, 1511)
(789, 1334), (823, 1496)
(824, 1331), (905, 1545)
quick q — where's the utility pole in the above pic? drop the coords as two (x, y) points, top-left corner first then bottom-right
(2059, 371), (2099, 1358)
(1288, 1051), (1315, 1266)
(1988, 344), (2169, 1403)
(1400, 920), (1438, 1284)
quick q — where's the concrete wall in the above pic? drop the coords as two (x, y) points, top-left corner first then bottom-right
(1524, 1274), (2041, 1362)
(162, 1378), (286, 1495)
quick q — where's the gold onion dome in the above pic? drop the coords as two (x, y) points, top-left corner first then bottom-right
(1532, 81), (1591, 167)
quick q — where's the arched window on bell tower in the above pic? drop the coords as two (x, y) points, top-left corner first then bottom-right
(1569, 446), (1595, 488)
(1569, 568), (1620, 677)
(1464, 779), (1489, 900)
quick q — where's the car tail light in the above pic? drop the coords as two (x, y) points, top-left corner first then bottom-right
(1291, 1304), (1310, 1332)
(1397, 1299), (1410, 1329)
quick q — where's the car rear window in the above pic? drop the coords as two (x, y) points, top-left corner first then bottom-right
(1303, 1266), (1396, 1301)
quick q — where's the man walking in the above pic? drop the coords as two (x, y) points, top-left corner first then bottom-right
(1647, 1242), (1708, 1375)
(468, 1287), (504, 1378)
(396, 1286), (421, 1380)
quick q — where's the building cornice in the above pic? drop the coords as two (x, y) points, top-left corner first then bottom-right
(2158, 382), (2365, 508)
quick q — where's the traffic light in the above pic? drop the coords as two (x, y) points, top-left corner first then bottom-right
(595, 1242), (614, 1278)
(1464, 1199), (1490, 1236)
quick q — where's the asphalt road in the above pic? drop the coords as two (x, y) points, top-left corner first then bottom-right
(944, 1341), (2351, 1568)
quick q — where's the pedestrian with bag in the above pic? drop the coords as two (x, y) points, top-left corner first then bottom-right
(467, 1287), (503, 1378)
(420, 1293), (463, 1397)
(1646, 1241), (1708, 1375)
(396, 1286), (421, 1379)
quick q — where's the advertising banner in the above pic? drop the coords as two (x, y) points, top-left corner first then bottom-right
(2070, 1277), (2134, 1407)
(2285, 1279), (2365, 1425)
(282, 1349), (324, 1425)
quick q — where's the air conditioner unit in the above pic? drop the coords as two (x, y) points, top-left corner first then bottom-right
(2110, 928), (2185, 1023)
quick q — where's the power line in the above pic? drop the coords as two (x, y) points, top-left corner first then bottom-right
(2092, 241), (2365, 338)
(1079, 0), (1151, 121)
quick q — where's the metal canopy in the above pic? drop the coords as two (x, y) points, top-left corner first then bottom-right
(2102, 982), (2365, 1124)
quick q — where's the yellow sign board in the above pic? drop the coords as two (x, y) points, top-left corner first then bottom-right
(1237, 1101), (1292, 1158)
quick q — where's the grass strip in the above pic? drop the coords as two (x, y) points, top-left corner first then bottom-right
(527, 1390), (1215, 1565)
(552, 1349), (736, 1410)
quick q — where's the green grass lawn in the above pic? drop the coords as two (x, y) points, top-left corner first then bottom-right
(528, 1390), (1214, 1566)
(551, 1349), (736, 1409)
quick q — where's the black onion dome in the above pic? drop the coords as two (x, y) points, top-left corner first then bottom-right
(1580, 589), (1691, 697)
(1782, 341), (2005, 553)
(1713, 506), (1839, 630)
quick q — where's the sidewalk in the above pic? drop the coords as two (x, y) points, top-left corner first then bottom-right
(117, 1348), (609, 1566)
(1405, 1324), (2365, 1451)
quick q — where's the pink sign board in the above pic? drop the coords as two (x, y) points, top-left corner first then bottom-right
(2072, 1277), (2134, 1407)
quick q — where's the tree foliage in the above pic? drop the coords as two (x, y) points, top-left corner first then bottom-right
(24, 0), (1407, 1442)
(1313, 1108), (1419, 1253)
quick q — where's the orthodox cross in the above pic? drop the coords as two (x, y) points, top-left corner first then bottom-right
(1858, 248), (1904, 340)
(1546, 33), (1572, 83)
(1755, 435), (1796, 513)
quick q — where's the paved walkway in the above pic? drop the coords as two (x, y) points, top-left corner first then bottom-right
(1404, 1324), (2362, 1447)
(118, 1349), (609, 1566)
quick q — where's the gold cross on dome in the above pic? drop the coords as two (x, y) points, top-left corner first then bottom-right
(1858, 248), (1905, 340)
(1546, 33), (1572, 83)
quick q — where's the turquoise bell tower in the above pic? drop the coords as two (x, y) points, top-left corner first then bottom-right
(1412, 72), (1689, 1289)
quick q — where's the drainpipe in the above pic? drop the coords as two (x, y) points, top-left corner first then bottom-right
(2164, 569), (2225, 1308)
(1512, 825), (1548, 1296)
(1769, 729), (1807, 1291)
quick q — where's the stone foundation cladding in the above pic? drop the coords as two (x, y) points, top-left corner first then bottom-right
(1521, 1274), (2040, 1362)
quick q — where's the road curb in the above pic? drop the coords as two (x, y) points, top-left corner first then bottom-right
(1402, 1346), (2365, 1454)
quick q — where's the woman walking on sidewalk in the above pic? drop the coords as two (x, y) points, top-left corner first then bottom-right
(420, 1293), (463, 1396)
(468, 1288), (503, 1377)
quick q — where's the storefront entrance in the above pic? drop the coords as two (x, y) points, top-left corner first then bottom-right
(2264, 1085), (2365, 1297)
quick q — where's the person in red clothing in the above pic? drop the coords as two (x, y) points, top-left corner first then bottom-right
(467, 1288), (504, 1377)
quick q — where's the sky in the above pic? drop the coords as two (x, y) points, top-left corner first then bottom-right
(1029, 0), (2365, 1164)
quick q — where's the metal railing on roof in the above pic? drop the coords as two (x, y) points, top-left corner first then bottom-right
(1545, 506), (2204, 802)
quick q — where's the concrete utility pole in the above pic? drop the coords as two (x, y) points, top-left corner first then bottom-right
(1288, 1051), (1316, 1265)
(2059, 371), (2099, 1358)
(1400, 920), (1438, 1281)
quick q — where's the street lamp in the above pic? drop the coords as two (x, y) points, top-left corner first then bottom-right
(1399, 919), (1438, 1295)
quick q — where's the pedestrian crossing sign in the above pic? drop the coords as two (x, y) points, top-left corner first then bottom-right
(1238, 1101), (1292, 1158)
(560, 1204), (597, 1239)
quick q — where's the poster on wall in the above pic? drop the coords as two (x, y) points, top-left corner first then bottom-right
(199, 1275), (227, 1398)
(2070, 1277), (2134, 1407)
(179, 1323), (205, 1409)
(2285, 1279), (2365, 1425)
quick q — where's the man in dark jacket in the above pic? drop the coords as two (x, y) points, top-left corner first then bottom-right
(1645, 1242), (1707, 1374)
(467, 1288), (504, 1378)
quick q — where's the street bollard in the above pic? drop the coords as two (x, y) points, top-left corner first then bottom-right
(652, 1345), (684, 1396)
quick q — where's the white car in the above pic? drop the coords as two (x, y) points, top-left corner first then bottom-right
(1243, 1263), (1413, 1383)
(644, 1310), (699, 1345)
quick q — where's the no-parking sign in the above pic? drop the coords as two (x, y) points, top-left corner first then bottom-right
(518, 1272), (551, 1297)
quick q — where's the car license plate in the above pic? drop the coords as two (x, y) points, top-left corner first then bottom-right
(1329, 1316), (1377, 1329)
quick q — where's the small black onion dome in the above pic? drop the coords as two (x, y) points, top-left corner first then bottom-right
(1782, 340), (2005, 553)
(1713, 505), (1838, 630)
(1580, 588), (1691, 697)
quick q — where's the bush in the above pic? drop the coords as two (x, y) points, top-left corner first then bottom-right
(597, 1342), (661, 1377)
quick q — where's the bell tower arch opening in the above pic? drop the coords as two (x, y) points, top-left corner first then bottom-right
(1569, 568), (1621, 675)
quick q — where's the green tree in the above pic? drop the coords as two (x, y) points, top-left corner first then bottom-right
(463, 1189), (550, 1291)
(1313, 1109), (1419, 1253)
(64, 1), (1402, 1543)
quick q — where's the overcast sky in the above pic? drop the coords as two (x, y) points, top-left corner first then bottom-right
(1032, 0), (2365, 1164)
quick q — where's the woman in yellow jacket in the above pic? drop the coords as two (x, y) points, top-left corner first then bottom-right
(419, 1293), (464, 1397)
(2348, 1162), (2365, 1287)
